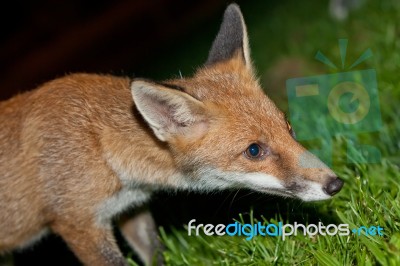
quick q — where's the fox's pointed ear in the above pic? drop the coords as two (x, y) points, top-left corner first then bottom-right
(206, 4), (252, 70)
(131, 80), (208, 142)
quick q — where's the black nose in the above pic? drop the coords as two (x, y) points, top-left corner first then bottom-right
(324, 177), (344, 196)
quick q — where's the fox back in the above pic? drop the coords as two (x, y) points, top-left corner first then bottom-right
(0, 4), (343, 265)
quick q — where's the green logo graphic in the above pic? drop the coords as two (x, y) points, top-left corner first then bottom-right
(287, 39), (382, 166)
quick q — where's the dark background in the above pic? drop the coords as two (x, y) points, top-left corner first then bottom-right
(0, 0), (233, 101)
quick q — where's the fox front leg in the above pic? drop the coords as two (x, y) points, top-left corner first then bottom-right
(52, 221), (128, 266)
(119, 209), (164, 266)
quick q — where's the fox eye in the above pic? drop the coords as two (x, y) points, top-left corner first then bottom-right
(244, 143), (266, 160)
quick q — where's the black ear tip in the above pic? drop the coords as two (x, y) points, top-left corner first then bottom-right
(205, 3), (247, 66)
(224, 3), (242, 17)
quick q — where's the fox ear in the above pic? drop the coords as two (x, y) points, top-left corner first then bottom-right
(206, 4), (252, 69)
(131, 80), (208, 142)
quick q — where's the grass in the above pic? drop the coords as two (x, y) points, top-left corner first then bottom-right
(131, 0), (400, 265)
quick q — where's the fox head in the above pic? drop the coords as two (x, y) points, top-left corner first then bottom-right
(131, 4), (343, 201)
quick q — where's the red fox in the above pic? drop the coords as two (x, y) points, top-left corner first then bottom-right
(0, 4), (343, 266)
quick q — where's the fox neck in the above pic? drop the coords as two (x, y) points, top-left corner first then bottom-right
(100, 126), (189, 190)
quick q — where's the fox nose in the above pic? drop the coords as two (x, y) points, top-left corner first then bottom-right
(323, 177), (344, 196)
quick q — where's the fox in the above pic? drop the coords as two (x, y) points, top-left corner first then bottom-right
(0, 3), (343, 266)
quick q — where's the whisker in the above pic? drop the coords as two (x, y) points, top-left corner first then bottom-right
(228, 189), (241, 211)
(212, 190), (234, 218)
(236, 190), (256, 201)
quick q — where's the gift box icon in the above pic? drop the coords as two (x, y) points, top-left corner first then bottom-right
(286, 39), (382, 166)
